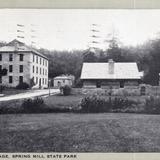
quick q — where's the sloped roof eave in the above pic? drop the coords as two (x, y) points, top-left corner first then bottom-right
(0, 39), (48, 60)
(80, 62), (142, 80)
(81, 77), (141, 80)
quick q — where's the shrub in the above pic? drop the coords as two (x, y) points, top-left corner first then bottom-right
(111, 97), (137, 110)
(60, 85), (71, 96)
(74, 78), (83, 88)
(21, 97), (45, 113)
(0, 85), (5, 93)
(16, 82), (30, 90)
(30, 77), (35, 88)
(144, 96), (160, 114)
(80, 95), (137, 113)
(80, 95), (111, 113)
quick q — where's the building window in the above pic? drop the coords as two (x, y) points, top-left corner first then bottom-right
(36, 67), (38, 74)
(9, 76), (12, 83)
(36, 56), (38, 63)
(19, 76), (23, 83)
(43, 59), (44, 65)
(40, 68), (41, 75)
(40, 58), (41, 64)
(9, 65), (13, 72)
(0, 54), (2, 61)
(19, 65), (23, 73)
(9, 54), (13, 61)
(33, 66), (34, 73)
(19, 54), (24, 61)
(36, 77), (38, 84)
(33, 54), (35, 62)
(43, 69), (44, 75)
(42, 78), (44, 84)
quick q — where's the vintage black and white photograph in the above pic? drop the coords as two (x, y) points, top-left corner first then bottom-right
(1, 9), (160, 152)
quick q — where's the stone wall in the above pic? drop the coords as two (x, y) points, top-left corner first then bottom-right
(83, 81), (96, 88)
(0, 52), (31, 87)
(30, 53), (48, 88)
(72, 85), (160, 96)
(101, 81), (120, 89)
(0, 51), (48, 88)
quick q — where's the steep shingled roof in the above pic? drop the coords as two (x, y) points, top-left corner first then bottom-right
(0, 39), (48, 60)
(81, 62), (142, 80)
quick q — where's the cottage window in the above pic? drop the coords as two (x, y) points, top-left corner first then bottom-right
(19, 54), (24, 61)
(9, 76), (12, 83)
(40, 68), (41, 75)
(9, 54), (13, 61)
(19, 65), (23, 73)
(9, 65), (13, 72)
(19, 76), (23, 83)
(120, 81), (124, 88)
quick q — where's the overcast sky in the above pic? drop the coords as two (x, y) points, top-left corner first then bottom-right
(1, 9), (160, 50)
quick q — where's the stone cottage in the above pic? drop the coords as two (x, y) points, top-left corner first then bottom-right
(80, 59), (143, 88)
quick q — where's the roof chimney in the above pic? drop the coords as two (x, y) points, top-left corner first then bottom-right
(108, 59), (114, 74)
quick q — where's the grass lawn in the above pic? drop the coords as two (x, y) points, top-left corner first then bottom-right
(1, 113), (160, 152)
(44, 94), (84, 109)
(0, 94), (84, 113)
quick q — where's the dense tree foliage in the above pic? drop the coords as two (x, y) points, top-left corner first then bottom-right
(0, 37), (160, 86)
(37, 36), (160, 86)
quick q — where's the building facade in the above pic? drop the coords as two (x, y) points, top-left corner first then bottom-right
(80, 59), (143, 88)
(0, 39), (48, 88)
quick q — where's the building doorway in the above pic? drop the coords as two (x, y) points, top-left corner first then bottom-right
(120, 81), (124, 88)
(58, 81), (61, 87)
(39, 78), (41, 88)
(96, 80), (101, 88)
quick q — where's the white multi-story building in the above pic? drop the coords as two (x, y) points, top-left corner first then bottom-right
(0, 39), (48, 88)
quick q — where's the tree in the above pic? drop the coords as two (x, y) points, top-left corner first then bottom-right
(82, 49), (97, 62)
(0, 68), (7, 93)
(106, 37), (123, 62)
